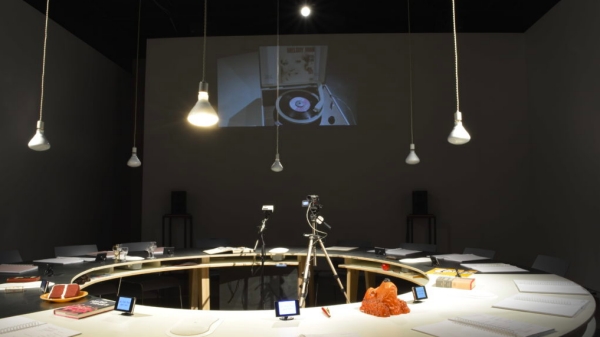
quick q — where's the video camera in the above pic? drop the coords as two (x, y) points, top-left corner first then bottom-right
(262, 205), (274, 219)
(302, 195), (322, 213)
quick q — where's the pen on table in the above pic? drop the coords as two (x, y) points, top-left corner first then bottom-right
(321, 307), (331, 318)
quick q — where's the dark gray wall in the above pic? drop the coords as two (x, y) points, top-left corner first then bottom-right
(0, 0), (135, 260)
(526, 0), (600, 290)
(143, 34), (532, 264)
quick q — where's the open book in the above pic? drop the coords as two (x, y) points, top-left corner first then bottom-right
(492, 293), (589, 317)
(412, 314), (555, 337)
(203, 247), (254, 255)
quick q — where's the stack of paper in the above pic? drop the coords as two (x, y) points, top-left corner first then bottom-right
(433, 254), (489, 262)
(413, 313), (555, 337)
(492, 293), (589, 317)
(0, 264), (38, 274)
(461, 263), (528, 273)
(513, 279), (588, 295)
(33, 257), (84, 264)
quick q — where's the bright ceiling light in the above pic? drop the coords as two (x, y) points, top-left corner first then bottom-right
(300, 5), (311, 17)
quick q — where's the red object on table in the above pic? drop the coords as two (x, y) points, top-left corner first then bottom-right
(381, 263), (390, 271)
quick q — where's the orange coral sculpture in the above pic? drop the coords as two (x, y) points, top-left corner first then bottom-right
(359, 279), (410, 317)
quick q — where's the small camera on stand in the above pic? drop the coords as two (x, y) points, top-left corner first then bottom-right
(262, 205), (274, 219)
(302, 195), (322, 213)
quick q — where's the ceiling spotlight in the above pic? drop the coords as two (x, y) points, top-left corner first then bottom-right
(300, 5), (311, 17)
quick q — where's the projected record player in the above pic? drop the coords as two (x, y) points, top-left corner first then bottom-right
(259, 46), (350, 126)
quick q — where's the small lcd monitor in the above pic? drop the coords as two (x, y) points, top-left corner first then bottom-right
(412, 286), (428, 303)
(114, 296), (136, 315)
(275, 299), (300, 320)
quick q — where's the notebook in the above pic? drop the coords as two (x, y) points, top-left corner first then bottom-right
(513, 279), (588, 295)
(0, 316), (80, 337)
(492, 293), (589, 317)
(413, 314), (555, 337)
(0, 264), (38, 274)
(33, 257), (84, 265)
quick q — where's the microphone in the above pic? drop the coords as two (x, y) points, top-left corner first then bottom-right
(316, 216), (331, 229)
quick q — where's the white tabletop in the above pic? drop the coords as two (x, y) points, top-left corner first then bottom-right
(18, 273), (595, 337)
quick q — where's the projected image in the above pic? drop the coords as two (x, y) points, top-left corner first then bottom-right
(217, 46), (357, 127)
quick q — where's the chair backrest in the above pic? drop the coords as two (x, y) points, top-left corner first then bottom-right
(0, 250), (22, 264)
(54, 244), (98, 257)
(532, 254), (569, 276)
(195, 238), (230, 249)
(119, 242), (156, 252)
(399, 242), (437, 253)
(336, 239), (373, 249)
(463, 247), (495, 259)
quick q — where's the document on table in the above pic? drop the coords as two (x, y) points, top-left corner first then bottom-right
(325, 246), (358, 251)
(492, 293), (589, 317)
(513, 279), (589, 295)
(0, 264), (38, 274)
(299, 333), (361, 337)
(0, 316), (80, 337)
(433, 254), (489, 262)
(412, 313), (555, 337)
(384, 248), (420, 256)
(461, 263), (528, 273)
(33, 257), (84, 264)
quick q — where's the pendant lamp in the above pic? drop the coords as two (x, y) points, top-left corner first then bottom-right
(28, 0), (51, 151)
(447, 0), (471, 145)
(405, 0), (420, 165)
(127, 0), (143, 168)
(271, 0), (283, 172)
(187, 0), (219, 127)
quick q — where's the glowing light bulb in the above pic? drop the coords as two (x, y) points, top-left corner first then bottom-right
(300, 5), (311, 17)
(187, 82), (219, 127)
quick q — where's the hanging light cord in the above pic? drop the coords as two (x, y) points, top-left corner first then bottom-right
(407, 0), (414, 144)
(452, 0), (460, 113)
(133, 0), (142, 147)
(275, 0), (280, 155)
(39, 0), (50, 121)
(202, 0), (208, 82)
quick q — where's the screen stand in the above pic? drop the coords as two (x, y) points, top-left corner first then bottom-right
(120, 312), (134, 316)
(412, 300), (423, 304)
(279, 316), (294, 321)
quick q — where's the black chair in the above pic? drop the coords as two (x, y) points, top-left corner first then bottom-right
(532, 254), (569, 277)
(54, 244), (118, 298)
(118, 241), (182, 308)
(463, 247), (495, 259)
(399, 242), (437, 253)
(54, 244), (98, 257)
(0, 250), (23, 264)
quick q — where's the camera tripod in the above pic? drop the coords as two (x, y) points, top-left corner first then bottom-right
(299, 212), (349, 307)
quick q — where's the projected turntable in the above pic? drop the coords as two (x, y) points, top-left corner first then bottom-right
(259, 46), (351, 126)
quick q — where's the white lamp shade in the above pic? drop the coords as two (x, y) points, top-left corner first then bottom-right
(187, 91), (219, 127)
(271, 154), (283, 172)
(448, 121), (471, 145)
(28, 121), (50, 151)
(448, 111), (471, 145)
(405, 144), (420, 164)
(127, 147), (142, 167)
